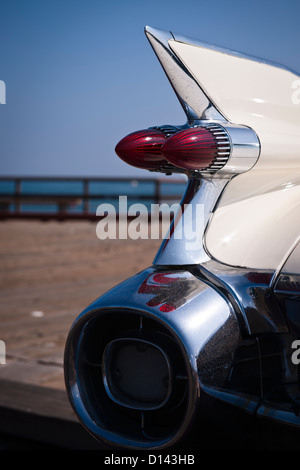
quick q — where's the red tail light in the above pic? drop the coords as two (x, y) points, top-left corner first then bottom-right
(161, 126), (230, 171)
(115, 124), (231, 173)
(115, 129), (167, 170)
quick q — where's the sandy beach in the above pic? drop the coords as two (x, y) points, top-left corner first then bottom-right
(0, 220), (162, 390)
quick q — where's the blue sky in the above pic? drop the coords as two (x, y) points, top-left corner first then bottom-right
(0, 0), (299, 178)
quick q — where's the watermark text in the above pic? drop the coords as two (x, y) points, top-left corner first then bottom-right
(0, 80), (6, 104)
(0, 340), (6, 364)
(292, 80), (300, 105)
(95, 196), (204, 251)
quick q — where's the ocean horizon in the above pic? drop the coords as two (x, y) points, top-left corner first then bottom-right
(0, 177), (187, 215)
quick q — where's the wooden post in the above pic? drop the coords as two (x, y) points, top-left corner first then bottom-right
(83, 179), (89, 216)
(15, 179), (21, 214)
(155, 179), (161, 205)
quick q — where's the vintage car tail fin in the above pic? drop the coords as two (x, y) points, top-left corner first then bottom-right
(145, 26), (300, 170)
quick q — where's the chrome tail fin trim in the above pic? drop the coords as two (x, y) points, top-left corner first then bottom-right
(144, 26), (226, 123)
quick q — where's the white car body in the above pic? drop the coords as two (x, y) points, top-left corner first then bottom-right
(64, 26), (300, 451)
(146, 26), (300, 271)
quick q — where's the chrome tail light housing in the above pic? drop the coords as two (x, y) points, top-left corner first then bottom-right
(64, 268), (241, 450)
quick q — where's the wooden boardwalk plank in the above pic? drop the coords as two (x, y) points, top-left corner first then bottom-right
(0, 220), (161, 445)
(0, 379), (105, 449)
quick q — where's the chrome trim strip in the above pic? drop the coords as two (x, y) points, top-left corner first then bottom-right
(144, 26), (226, 123)
(270, 236), (300, 289)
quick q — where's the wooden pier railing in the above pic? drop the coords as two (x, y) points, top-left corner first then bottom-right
(0, 177), (187, 220)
